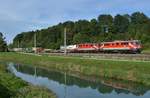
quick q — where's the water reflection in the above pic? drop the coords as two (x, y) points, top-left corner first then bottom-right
(8, 63), (150, 98)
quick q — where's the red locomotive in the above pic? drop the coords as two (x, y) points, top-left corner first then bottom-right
(64, 40), (142, 54)
(99, 40), (142, 53)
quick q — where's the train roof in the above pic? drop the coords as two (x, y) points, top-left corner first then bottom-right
(75, 40), (140, 45)
(101, 40), (140, 44)
(77, 43), (100, 45)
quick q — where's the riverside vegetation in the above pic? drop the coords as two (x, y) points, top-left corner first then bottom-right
(0, 63), (56, 98)
(0, 52), (150, 86)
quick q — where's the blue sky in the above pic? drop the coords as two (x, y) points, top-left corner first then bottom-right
(0, 0), (150, 44)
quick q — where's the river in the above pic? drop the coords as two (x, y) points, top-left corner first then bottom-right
(7, 63), (150, 98)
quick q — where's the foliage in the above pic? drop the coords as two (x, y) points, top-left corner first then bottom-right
(12, 12), (150, 49)
(12, 86), (56, 98)
(0, 32), (7, 52)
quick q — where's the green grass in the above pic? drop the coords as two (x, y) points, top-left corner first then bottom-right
(12, 85), (56, 98)
(143, 49), (150, 53)
(0, 64), (56, 98)
(0, 52), (150, 86)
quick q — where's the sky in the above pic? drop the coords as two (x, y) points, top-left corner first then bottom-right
(0, 0), (150, 44)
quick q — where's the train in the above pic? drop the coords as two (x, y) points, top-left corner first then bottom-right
(61, 40), (142, 54)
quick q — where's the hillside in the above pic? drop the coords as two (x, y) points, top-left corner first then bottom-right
(12, 12), (150, 49)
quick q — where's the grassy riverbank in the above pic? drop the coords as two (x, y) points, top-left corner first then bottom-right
(0, 64), (56, 98)
(0, 52), (150, 86)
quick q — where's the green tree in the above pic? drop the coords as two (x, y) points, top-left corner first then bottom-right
(98, 14), (113, 33)
(114, 14), (129, 33)
(74, 20), (91, 35)
(90, 19), (99, 35)
(0, 32), (7, 52)
(73, 33), (91, 44)
(131, 12), (149, 24)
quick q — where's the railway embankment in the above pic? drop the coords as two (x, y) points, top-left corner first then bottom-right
(0, 52), (150, 86)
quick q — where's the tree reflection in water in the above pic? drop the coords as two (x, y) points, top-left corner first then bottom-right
(13, 64), (150, 96)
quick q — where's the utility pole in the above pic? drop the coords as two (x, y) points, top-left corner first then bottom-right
(64, 28), (67, 55)
(34, 33), (37, 54)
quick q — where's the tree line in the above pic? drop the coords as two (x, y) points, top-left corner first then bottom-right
(12, 12), (150, 49)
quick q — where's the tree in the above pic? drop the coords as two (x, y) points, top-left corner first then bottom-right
(97, 14), (113, 33)
(128, 12), (150, 40)
(90, 19), (99, 35)
(74, 20), (91, 35)
(131, 12), (149, 24)
(73, 33), (91, 44)
(0, 32), (7, 52)
(114, 14), (129, 33)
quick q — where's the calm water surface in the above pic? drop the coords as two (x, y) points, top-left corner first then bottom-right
(7, 63), (150, 98)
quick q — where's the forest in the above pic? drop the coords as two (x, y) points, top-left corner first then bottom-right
(12, 12), (150, 49)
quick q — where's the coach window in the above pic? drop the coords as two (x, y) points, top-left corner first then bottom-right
(121, 43), (124, 45)
(105, 44), (108, 46)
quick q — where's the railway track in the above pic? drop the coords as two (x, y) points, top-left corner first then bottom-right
(43, 53), (150, 61)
